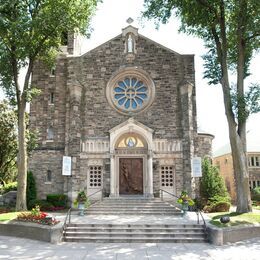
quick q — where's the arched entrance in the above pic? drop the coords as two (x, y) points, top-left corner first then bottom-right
(109, 118), (154, 198)
(116, 133), (147, 195)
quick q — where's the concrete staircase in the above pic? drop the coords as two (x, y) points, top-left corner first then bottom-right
(85, 198), (182, 215)
(63, 223), (207, 243)
(63, 198), (208, 243)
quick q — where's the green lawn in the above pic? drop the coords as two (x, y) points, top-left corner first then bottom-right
(207, 212), (260, 227)
(0, 212), (22, 222)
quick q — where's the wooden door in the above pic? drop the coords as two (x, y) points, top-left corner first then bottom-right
(119, 158), (143, 195)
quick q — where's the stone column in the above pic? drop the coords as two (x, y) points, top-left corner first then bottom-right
(109, 152), (116, 197)
(65, 83), (83, 203)
(180, 81), (195, 195)
(147, 150), (154, 198)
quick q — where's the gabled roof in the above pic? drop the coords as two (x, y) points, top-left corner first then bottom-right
(214, 133), (260, 157)
(80, 30), (183, 58)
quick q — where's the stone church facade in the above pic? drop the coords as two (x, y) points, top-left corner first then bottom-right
(29, 24), (213, 202)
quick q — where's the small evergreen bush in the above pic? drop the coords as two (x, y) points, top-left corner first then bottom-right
(200, 158), (230, 212)
(47, 194), (68, 207)
(26, 171), (37, 206)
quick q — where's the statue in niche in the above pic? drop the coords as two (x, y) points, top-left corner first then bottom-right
(127, 34), (133, 53)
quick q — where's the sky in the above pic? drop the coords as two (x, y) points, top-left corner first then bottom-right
(0, 0), (259, 153)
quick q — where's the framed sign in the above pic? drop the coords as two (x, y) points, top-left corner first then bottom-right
(191, 157), (202, 177)
(62, 156), (72, 176)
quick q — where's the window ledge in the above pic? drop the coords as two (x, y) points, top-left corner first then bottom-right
(45, 182), (52, 184)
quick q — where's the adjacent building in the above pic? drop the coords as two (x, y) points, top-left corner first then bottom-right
(214, 138), (260, 202)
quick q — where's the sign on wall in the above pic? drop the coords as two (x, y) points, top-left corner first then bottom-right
(62, 156), (72, 176)
(191, 157), (202, 177)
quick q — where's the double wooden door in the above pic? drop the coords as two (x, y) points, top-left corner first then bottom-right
(119, 158), (143, 195)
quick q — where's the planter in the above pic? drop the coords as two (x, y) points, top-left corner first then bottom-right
(78, 202), (85, 216)
(182, 202), (189, 216)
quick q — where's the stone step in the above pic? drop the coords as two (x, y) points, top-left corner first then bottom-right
(85, 211), (182, 215)
(67, 224), (202, 228)
(64, 231), (205, 238)
(87, 207), (180, 211)
(65, 227), (204, 232)
(63, 236), (207, 243)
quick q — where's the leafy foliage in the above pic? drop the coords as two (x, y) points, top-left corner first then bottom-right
(0, 0), (98, 211)
(0, 101), (18, 185)
(142, 0), (259, 213)
(251, 186), (260, 201)
(0, 181), (17, 195)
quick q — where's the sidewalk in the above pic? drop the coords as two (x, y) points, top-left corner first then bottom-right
(0, 235), (259, 259)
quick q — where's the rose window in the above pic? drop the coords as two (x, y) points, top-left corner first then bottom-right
(106, 69), (155, 114)
(113, 77), (148, 110)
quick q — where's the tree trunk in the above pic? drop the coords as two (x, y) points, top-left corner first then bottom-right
(234, 0), (251, 212)
(16, 101), (27, 211)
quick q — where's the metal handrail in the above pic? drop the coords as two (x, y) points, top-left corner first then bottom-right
(62, 207), (72, 237)
(159, 189), (207, 236)
(195, 207), (207, 235)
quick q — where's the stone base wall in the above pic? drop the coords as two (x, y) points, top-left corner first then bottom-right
(29, 150), (64, 199)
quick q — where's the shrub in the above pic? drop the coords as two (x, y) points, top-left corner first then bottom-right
(26, 171), (37, 206)
(201, 159), (229, 199)
(28, 199), (53, 211)
(209, 195), (231, 204)
(251, 186), (260, 201)
(0, 182), (17, 194)
(203, 200), (231, 213)
(47, 194), (68, 207)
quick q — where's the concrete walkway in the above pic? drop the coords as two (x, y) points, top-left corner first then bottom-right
(0, 235), (259, 259)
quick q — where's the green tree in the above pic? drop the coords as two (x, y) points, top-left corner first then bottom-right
(201, 158), (228, 200)
(0, 101), (17, 185)
(0, 0), (98, 211)
(143, 0), (260, 212)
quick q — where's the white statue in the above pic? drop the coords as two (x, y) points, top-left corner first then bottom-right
(128, 34), (133, 53)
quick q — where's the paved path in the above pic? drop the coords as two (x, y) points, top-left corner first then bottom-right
(0, 235), (259, 260)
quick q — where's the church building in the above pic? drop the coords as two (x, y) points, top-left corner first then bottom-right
(29, 21), (214, 202)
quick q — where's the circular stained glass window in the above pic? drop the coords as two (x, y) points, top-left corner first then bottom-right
(114, 77), (148, 110)
(106, 68), (155, 114)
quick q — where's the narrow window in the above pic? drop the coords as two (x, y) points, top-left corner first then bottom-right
(255, 157), (259, 167)
(50, 92), (54, 104)
(47, 127), (54, 140)
(46, 170), (52, 182)
(50, 66), (56, 76)
(251, 157), (255, 166)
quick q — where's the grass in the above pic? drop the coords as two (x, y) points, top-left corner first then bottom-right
(0, 212), (21, 222)
(207, 211), (260, 227)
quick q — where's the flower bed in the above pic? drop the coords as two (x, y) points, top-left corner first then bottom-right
(17, 205), (59, 226)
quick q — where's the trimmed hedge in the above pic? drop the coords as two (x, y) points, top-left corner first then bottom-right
(46, 194), (68, 207)
(28, 199), (53, 211)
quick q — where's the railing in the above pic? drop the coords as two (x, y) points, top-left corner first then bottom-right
(62, 207), (72, 238)
(159, 189), (207, 237)
(62, 189), (103, 238)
